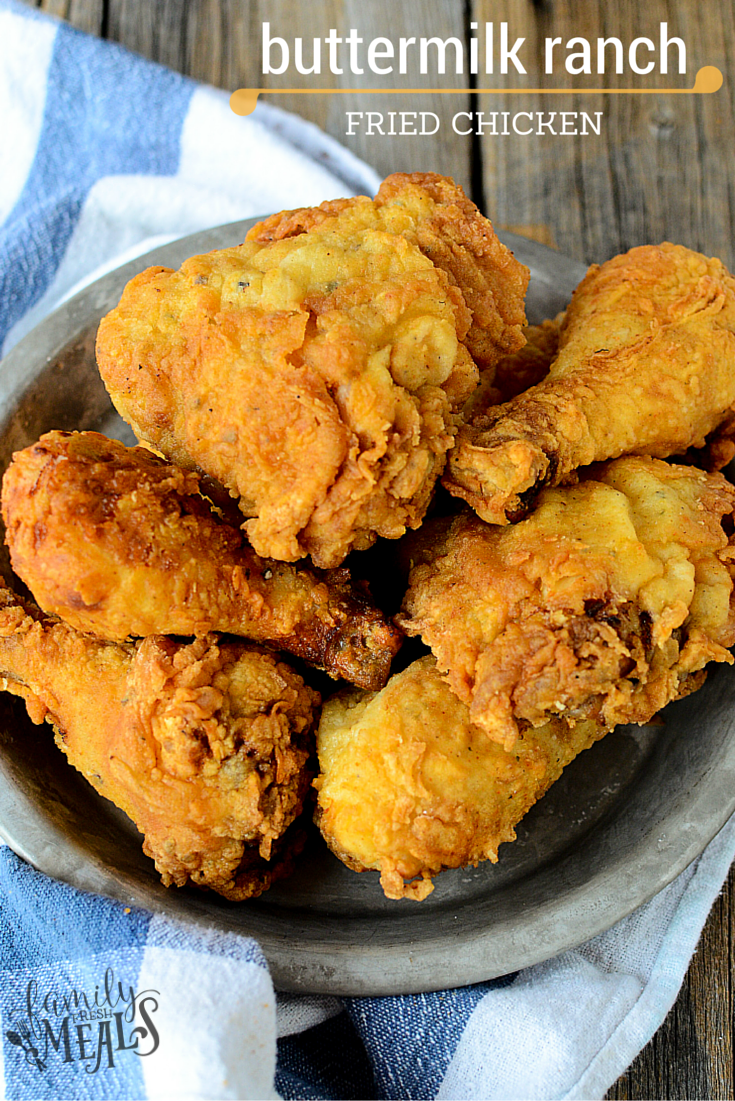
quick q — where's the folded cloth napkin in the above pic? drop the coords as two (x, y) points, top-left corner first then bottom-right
(1, 3), (734, 1099)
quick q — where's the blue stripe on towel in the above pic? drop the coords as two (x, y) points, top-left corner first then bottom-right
(0, 849), (151, 967)
(277, 1012), (378, 1100)
(0, 19), (194, 348)
(345, 982), (513, 1100)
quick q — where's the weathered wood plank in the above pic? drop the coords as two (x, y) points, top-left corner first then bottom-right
(106, 0), (190, 74)
(473, 0), (735, 270)
(687, 868), (734, 1099)
(33, 0), (105, 35)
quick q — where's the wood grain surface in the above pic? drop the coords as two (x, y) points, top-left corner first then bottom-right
(26, 0), (735, 1097)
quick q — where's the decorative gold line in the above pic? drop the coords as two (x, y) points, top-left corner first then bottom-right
(230, 65), (723, 115)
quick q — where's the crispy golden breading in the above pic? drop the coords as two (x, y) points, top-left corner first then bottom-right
(444, 244), (735, 524)
(461, 314), (563, 417)
(2, 431), (401, 690)
(680, 408), (735, 473)
(400, 457), (735, 751)
(96, 173), (528, 567)
(0, 584), (319, 900)
(254, 172), (530, 372)
(315, 656), (606, 900)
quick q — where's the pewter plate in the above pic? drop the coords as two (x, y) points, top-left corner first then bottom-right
(1, 222), (734, 996)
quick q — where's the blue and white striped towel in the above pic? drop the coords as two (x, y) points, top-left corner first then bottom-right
(1, 2), (734, 1098)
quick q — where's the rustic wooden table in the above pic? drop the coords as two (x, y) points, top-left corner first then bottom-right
(24, 0), (735, 1096)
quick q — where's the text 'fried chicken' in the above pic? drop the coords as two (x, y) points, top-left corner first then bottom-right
(0, 584), (319, 900)
(97, 172), (528, 566)
(400, 457), (735, 751)
(2, 431), (401, 690)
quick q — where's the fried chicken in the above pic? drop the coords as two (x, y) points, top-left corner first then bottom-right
(0, 583), (319, 899)
(400, 457), (735, 751)
(253, 171), (530, 373)
(96, 172), (528, 567)
(461, 313), (563, 417)
(2, 430), (401, 690)
(315, 656), (606, 900)
(444, 244), (735, 523)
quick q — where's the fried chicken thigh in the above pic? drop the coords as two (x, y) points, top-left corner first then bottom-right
(316, 656), (606, 900)
(444, 244), (735, 523)
(96, 172), (528, 566)
(400, 457), (735, 751)
(0, 583), (319, 899)
(2, 431), (401, 690)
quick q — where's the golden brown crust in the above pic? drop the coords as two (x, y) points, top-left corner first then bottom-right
(97, 173), (527, 566)
(444, 244), (735, 524)
(400, 456), (735, 750)
(373, 172), (529, 370)
(315, 656), (607, 900)
(2, 430), (402, 690)
(678, 405), (735, 472)
(0, 583), (319, 899)
(461, 314), (564, 417)
(247, 198), (356, 242)
(210, 821), (309, 902)
(248, 173), (530, 373)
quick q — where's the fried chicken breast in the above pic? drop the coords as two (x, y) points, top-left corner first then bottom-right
(0, 583), (319, 900)
(253, 171), (530, 373)
(316, 656), (606, 900)
(2, 431), (401, 690)
(96, 172), (528, 567)
(444, 244), (735, 523)
(400, 457), (735, 751)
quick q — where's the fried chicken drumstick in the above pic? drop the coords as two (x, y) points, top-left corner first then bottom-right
(444, 244), (735, 523)
(0, 583), (319, 900)
(2, 431), (401, 690)
(316, 656), (606, 900)
(460, 313), (563, 416)
(400, 457), (735, 751)
(96, 172), (528, 566)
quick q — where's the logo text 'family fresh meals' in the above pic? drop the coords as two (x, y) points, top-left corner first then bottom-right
(4, 968), (159, 1076)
